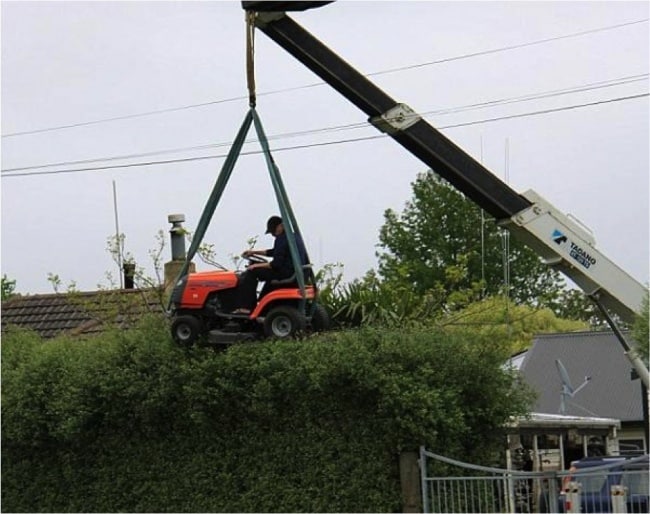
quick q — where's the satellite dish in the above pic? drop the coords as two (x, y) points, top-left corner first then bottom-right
(555, 359), (591, 415)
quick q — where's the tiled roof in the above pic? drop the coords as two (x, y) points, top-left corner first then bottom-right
(1, 289), (165, 339)
(519, 331), (644, 423)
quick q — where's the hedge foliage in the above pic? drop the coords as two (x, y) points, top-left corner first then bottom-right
(2, 315), (533, 512)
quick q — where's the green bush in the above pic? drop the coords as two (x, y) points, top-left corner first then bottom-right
(2, 315), (532, 512)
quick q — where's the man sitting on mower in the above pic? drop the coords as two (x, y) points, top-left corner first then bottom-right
(233, 215), (308, 314)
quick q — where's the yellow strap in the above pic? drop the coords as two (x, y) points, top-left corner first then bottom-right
(246, 11), (256, 108)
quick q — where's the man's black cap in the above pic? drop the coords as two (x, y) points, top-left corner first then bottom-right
(266, 216), (282, 234)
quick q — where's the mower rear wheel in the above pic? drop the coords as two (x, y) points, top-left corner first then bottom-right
(171, 315), (203, 347)
(310, 302), (331, 332)
(263, 306), (305, 339)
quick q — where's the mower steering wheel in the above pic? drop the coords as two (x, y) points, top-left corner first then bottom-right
(244, 253), (268, 265)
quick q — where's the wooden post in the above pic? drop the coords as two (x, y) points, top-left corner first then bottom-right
(399, 451), (422, 513)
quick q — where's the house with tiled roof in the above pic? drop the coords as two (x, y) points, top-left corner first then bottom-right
(1, 214), (194, 340)
(1, 288), (165, 339)
(516, 330), (648, 465)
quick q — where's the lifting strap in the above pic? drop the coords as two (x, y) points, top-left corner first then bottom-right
(246, 11), (257, 108)
(166, 107), (309, 313)
(166, 16), (309, 313)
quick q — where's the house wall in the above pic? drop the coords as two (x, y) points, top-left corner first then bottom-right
(617, 426), (647, 455)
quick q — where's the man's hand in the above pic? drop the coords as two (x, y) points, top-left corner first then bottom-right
(246, 262), (270, 271)
(242, 249), (254, 258)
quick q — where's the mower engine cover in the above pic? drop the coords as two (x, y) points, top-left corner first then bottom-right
(170, 270), (239, 310)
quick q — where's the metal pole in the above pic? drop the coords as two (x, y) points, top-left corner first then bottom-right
(419, 446), (430, 514)
(611, 485), (628, 513)
(112, 180), (123, 289)
(532, 435), (540, 471)
(590, 294), (650, 389)
(565, 481), (582, 513)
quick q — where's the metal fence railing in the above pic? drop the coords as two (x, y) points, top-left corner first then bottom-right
(420, 447), (648, 513)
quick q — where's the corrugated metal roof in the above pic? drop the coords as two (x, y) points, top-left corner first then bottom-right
(1, 289), (164, 339)
(511, 412), (620, 430)
(520, 331), (644, 422)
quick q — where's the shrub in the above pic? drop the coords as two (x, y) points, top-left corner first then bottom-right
(2, 316), (532, 512)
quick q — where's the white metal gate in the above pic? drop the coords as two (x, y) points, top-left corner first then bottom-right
(420, 448), (649, 513)
(420, 447), (559, 513)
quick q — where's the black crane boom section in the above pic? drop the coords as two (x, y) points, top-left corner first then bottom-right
(242, 5), (531, 220)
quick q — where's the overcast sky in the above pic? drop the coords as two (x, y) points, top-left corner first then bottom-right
(2, 0), (648, 296)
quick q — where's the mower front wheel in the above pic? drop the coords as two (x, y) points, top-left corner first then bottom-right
(263, 306), (306, 339)
(171, 315), (203, 347)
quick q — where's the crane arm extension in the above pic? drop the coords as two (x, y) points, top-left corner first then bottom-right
(244, 8), (530, 221)
(501, 189), (646, 323)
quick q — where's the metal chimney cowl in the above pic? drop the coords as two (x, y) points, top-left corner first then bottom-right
(164, 214), (194, 293)
(168, 213), (187, 261)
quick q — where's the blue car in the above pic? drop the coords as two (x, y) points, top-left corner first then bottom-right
(556, 455), (649, 513)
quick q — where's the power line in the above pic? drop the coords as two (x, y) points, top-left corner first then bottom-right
(0, 97), (249, 139)
(439, 93), (648, 130)
(3, 92), (646, 179)
(367, 18), (649, 77)
(2, 17), (647, 138)
(3, 74), (646, 174)
(421, 74), (648, 117)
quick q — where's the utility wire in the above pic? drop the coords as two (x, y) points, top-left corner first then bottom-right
(2, 18), (647, 138)
(367, 18), (649, 77)
(3, 74), (646, 174)
(3, 92), (646, 179)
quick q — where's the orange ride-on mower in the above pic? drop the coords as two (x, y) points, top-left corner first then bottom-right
(168, 255), (330, 347)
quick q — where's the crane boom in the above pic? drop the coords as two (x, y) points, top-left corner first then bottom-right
(241, 2), (648, 385)
(243, 6), (530, 220)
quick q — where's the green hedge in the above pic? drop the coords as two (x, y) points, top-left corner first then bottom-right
(1, 316), (532, 512)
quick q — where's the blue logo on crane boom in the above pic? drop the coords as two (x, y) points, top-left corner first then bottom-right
(552, 230), (567, 245)
(551, 229), (596, 270)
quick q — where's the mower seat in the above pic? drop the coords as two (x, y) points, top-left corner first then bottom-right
(269, 264), (313, 286)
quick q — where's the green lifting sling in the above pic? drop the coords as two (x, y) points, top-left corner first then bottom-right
(166, 107), (310, 314)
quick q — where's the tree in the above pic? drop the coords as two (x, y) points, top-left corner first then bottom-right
(318, 267), (447, 328)
(632, 291), (649, 362)
(2, 274), (17, 301)
(377, 170), (566, 310)
(437, 296), (588, 354)
(549, 288), (611, 329)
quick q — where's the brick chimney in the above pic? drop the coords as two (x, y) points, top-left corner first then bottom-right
(123, 261), (136, 289)
(164, 214), (195, 293)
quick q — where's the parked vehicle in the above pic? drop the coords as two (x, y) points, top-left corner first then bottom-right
(556, 455), (649, 513)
